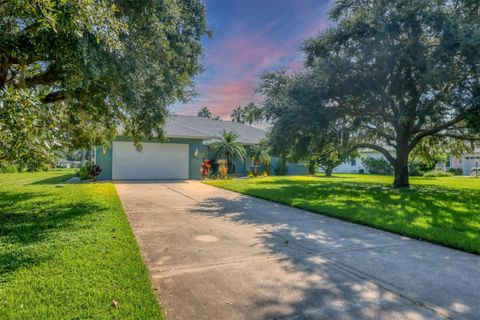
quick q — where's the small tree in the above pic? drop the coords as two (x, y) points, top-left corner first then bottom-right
(210, 130), (246, 174)
(249, 142), (270, 175)
(315, 148), (351, 177)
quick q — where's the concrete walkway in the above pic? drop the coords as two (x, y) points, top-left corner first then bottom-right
(115, 180), (480, 320)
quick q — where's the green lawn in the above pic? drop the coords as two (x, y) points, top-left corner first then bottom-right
(204, 174), (480, 254)
(0, 171), (163, 320)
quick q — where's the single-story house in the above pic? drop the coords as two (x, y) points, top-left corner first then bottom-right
(95, 115), (307, 180)
(333, 148), (480, 176)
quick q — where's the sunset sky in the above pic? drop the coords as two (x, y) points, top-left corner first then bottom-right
(172, 0), (333, 119)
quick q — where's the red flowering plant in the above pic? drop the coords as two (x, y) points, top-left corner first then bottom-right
(200, 159), (211, 179)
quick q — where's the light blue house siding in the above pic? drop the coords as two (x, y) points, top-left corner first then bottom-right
(95, 136), (203, 181)
(270, 157), (308, 176)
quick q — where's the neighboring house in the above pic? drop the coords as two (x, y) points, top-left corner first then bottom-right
(57, 158), (81, 169)
(95, 115), (307, 180)
(332, 151), (387, 174)
(447, 148), (480, 175)
(333, 148), (480, 176)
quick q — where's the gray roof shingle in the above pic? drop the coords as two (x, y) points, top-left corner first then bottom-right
(166, 115), (266, 144)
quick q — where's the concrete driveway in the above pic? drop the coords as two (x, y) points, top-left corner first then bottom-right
(115, 180), (480, 320)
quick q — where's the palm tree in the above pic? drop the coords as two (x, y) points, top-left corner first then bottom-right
(210, 130), (246, 174)
(197, 106), (212, 118)
(230, 106), (245, 123)
(249, 143), (270, 175)
(243, 102), (263, 126)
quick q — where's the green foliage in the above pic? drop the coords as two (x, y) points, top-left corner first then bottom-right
(230, 102), (263, 125)
(78, 164), (92, 181)
(307, 158), (318, 175)
(274, 158), (288, 176)
(0, 171), (163, 319)
(0, 163), (16, 173)
(0, 88), (61, 171)
(78, 162), (102, 181)
(204, 175), (480, 253)
(248, 141), (271, 175)
(230, 107), (245, 123)
(408, 160), (436, 177)
(260, 0), (480, 187)
(315, 147), (353, 176)
(423, 170), (454, 177)
(1, 0), (209, 167)
(197, 106), (213, 118)
(448, 168), (463, 175)
(210, 130), (247, 174)
(362, 157), (393, 175)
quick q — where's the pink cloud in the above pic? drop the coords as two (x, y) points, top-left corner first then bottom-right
(174, 3), (332, 119)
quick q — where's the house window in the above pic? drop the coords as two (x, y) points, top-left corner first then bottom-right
(351, 158), (356, 166)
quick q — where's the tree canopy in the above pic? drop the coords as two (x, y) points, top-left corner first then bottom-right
(0, 0), (209, 169)
(197, 106), (220, 120)
(230, 102), (263, 125)
(260, 0), (480, 187)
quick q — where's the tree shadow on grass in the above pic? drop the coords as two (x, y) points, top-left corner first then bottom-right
(29, 173), (76, 185)
(0, 189), (106, 282)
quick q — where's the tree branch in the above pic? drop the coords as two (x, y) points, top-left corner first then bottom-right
(409, 113), (466, 150)
(24, 66), (63, 88)
(0, 58), (9, 88)
(359, 124), (396, 147)
(433, 133), (480, 141)
(351, 143), (396, 165)
(42, 90), (67, 103)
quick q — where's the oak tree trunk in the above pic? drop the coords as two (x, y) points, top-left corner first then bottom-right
(324, 166), (334, 177)
(393, 139), (410, 188)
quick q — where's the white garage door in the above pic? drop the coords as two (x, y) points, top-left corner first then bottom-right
(112, 141), (189, 180)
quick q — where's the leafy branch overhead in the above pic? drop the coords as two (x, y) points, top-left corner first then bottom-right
(0, 0), (209, 169)
(260, 0), (480, 187)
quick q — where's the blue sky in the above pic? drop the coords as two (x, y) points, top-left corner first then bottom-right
(172, 0), (333, 118)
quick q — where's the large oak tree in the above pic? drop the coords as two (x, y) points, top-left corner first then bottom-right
(261, 0), (480, 187)
(0, 0), (209, 169)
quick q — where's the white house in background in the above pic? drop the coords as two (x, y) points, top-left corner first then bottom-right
(448, 148), (480, 176)
(332, 150), (389, 174)
(333, 148), (480, 176)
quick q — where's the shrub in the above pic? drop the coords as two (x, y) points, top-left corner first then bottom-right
(447, 168), (463, 175)
(358, 168), (365, 174)
(0, 163), (17, 173)
(362, 157), (393, 175)
(78, 163), (102, 181)
(275, 159), (288, 176)
(423, 170), (453, 177)
(408, 160), (436, 176)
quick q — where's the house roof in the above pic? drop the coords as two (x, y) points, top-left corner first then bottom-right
(166, 115), (266, 145)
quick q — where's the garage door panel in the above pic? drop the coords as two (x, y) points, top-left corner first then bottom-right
(113, 142), (189, 180)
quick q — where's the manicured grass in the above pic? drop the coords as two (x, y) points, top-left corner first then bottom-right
(0, 170), (163, 319)
(204, 174), (480, 254)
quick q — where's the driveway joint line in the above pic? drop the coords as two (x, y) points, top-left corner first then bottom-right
(319, 255), (453, 319)
(160, 183), (201, 203)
